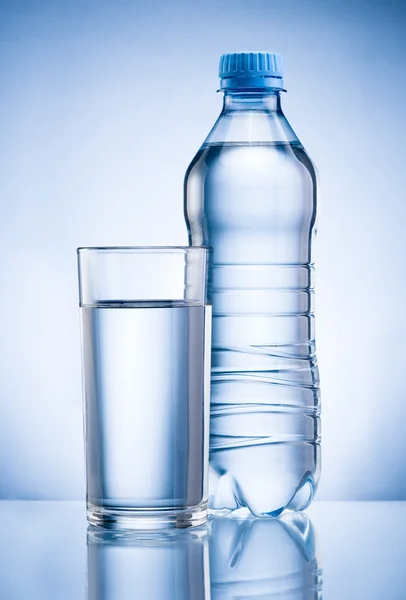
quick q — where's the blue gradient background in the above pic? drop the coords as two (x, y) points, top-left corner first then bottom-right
(1, 0), (405, 500)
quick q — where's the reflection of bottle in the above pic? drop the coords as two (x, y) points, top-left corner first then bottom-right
(209, 513), (321, 599)
(185, 51), (320, 516)
(87, 526), (210, 600)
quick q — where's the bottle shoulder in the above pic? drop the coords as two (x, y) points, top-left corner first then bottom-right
(202, 108), (300, 146)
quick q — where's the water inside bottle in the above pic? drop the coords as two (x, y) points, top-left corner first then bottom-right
(187, 141), (320, 516)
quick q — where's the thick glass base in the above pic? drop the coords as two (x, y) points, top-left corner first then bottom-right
(87, 501), (208, 530)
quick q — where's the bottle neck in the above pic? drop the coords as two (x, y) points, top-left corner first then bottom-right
(222, 90), (282, 113)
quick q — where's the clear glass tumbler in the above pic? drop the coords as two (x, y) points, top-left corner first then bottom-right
(77, 247), (211, 529)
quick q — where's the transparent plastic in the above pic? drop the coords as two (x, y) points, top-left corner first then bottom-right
(184, 90), (320, 516)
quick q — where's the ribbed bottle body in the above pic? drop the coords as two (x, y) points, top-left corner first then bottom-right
(185, 96), (320, 516)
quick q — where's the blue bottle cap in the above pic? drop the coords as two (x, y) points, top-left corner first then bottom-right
(219, 52), (284, 90)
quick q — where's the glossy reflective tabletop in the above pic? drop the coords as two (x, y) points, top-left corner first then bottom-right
(0, 501), (405, 599)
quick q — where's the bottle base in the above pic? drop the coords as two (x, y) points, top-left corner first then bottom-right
(209, 464), (318, 517)
(87, 501), (208, 530)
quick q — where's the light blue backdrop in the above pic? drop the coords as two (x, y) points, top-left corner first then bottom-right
(1, 0), (405, 500)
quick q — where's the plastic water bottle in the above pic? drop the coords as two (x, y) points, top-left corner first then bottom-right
(184, 52), (320, 516)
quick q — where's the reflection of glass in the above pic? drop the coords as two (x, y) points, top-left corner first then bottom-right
(87, 525), (210, 600)
(209, 513), (321, 598)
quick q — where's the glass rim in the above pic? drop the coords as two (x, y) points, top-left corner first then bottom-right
(77, 246), (212, 254)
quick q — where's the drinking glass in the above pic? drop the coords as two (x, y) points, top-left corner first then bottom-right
(77, 247), (211, 529)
